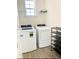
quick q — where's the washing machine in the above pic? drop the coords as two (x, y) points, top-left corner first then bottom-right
(17, 25), (37, 53)
(36, 24), (51, 48)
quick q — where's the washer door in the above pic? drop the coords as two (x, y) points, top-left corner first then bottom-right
(17, 30), (36, 53)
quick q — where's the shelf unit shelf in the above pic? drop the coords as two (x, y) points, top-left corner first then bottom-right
(51, 27), (61, 54)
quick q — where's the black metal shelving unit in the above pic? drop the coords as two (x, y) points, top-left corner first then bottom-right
(51, 27), (61, 54)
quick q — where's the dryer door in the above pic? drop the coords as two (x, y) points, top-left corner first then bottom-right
(38, 29), (51, 48)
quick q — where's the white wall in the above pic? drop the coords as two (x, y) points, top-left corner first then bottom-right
(17, 0), (61, 27)
(46, 0), (61, 27)
(17, 0), (46, 26)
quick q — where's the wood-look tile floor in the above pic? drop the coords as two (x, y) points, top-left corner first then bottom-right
(22, 46), (61, 59)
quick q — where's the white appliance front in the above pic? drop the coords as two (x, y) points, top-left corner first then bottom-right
(17, 29), (36, 53)
(36, 27), (51, 48)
